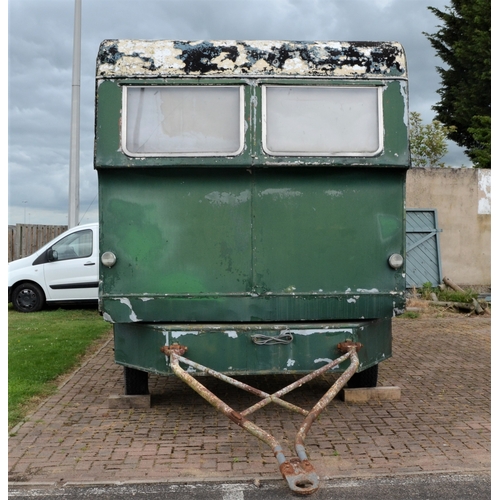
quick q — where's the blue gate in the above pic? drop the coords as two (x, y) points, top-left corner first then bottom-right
(406, 209), (443, 288)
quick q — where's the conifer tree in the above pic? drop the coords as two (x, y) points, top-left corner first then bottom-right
(425, 0), (490, 167)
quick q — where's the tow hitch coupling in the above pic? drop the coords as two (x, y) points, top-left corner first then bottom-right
(161, 341), (361, 495)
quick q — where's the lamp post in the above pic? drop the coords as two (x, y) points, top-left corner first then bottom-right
(68, 0), (81, 228)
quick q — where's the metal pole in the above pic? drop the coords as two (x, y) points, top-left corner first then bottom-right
(68, 0), (81, 228)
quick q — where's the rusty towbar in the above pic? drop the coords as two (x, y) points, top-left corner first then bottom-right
(160, 341), (361, 495)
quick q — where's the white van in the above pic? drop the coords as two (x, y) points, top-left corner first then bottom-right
(8, 223), (99, 312)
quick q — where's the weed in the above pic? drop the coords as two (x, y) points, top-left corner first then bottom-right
(399, 311), (420, 319)
(419, 282), (478, 303)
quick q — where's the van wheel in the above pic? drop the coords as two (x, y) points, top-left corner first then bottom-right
(124, 367), (149, 395)
(12, 283), (45, 313)
(348, 364), (378, 388)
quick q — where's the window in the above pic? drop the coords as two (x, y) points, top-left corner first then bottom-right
(51, 230), (93, 261)
(262, 86), (382, 156)
(123, 86), (244, 156)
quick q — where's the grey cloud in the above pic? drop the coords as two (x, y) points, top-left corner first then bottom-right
(8, 0), (471, 225)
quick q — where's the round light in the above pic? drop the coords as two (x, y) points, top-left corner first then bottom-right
(101, 251), (117, 268)
(388, 253), (404, 269)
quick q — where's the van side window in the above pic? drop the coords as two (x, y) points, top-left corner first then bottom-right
(51, 229), (93, 261)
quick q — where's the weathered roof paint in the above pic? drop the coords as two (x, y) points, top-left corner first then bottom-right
(96, 40), (407, 79)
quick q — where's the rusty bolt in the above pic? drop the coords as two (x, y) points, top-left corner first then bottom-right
(337, 341), (363, 353)
(160, 344), (188, 356)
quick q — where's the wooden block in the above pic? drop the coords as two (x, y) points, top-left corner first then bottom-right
(108, 394), (151, 409)
(340, 386), (401, 403)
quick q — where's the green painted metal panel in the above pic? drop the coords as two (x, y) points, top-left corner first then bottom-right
(99, 167), (405, 323)
(99, 168), (252, 296)
(94, 80), (408, 169)
(251, 168), (405, 293)
(113, 319), (391, 376)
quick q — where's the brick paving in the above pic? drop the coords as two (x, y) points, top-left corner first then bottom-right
(8, 315), (490, 485)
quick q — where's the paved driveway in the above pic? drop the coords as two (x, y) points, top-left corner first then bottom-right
(8, 315), (490, 486)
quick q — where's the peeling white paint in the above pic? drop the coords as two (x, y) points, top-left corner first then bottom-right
(314, 358), (334, 364)
(400, 81), (409, 127)
(205, 190), (251, 206)
(288, 328), (353, 336)
(325, 189), (343, 197)
(139, 297), (154, 301)
(97, 40), (407, 79)
(225, 330), (238, 338)
(118, 298), (140, 322)
(357, 288), (379, 293)
(259, 188), (302, 199)
(286, 359), (296, 367)
(162, 330), (169, 345)
(478, 169), (491, 214)
(171, 330), (199, 338)
(102, 312), (114, 323)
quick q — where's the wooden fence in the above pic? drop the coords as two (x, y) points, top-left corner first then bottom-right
(8, 224), (68, 262)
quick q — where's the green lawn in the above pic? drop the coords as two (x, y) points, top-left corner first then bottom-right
(8, 305), (111, 430)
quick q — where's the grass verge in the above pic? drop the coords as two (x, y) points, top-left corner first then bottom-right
(8, 305), (111, 430)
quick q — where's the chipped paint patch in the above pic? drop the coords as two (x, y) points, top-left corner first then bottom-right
(325, 189), (343, 197)
(357, 288), (379, 293)
(161, 330), (169, 344)
(225, 330), (238, 338)
(314, 358), (334, 364)
(205, 190), (251, 206)
(118, 297), (140, 321)
(102, 312), (114, 323)
(288, 328), (354, 336)
(259, 188), (302, 199)
(171, 330), (200, 338)
(287, 359), (296, 367)
(97, 40), (407, 79)
(478, 169), (491, 214)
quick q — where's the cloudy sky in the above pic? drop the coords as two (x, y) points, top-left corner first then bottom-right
(7, 0), (473, 227)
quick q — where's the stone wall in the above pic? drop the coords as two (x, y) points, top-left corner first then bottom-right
(406, 168), (491, 286)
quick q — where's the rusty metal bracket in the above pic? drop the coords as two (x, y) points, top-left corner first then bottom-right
(337, 340), (362, 353)
(160, 343), (188, 356)
(161, 342), (361, 495)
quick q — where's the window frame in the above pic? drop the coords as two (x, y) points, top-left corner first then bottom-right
(261, 85), (384, 157)
(121, 85), (245, 158)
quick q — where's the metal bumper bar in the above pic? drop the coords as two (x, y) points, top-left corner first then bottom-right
(161, 341), (361, 495)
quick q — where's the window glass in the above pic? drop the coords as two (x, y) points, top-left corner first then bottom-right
(124, 86), (243, 156)
(263, 86), (381, 156)
(52, 230), (93, 261)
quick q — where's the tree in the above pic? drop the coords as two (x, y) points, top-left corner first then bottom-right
(425, 0), (490, 168)
(409, 112), (454, 168)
